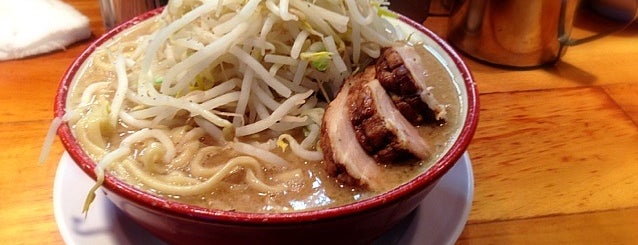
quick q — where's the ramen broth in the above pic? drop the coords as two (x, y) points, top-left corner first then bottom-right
(67, 15), (461, 213)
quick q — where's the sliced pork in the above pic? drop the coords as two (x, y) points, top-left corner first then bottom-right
(347, 66), (431, 163)
(375, 46), (447, 124)
(320, 78), (386, 191)
(320, 44), (447, 190)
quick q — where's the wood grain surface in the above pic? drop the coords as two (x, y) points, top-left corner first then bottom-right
(0, 1), (636, 244)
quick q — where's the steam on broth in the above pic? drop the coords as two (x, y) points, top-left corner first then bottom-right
(60, 0), (461, 213)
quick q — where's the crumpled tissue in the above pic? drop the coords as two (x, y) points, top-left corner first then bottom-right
(0, 0), (91, 61)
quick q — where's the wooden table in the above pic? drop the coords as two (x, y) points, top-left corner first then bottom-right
(1, 1), (636, 244)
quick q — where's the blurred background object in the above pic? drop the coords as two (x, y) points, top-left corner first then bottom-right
(389, 0), (636, 68)
(99, 0), (168, 30)
(587, 0), (638, 21)
(447, 0), (582, 67)
(389, 0), (453, 22)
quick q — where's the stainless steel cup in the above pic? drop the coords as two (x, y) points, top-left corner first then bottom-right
(446, 0), (637, 67)
(99, 0), (167, 30)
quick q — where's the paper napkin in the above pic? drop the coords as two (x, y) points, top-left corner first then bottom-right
(0, 0), (91, 61)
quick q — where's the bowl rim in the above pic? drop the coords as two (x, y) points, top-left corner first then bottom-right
(54, 7), (479, 225)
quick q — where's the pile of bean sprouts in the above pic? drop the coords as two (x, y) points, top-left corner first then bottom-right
(42, 0), (404, 213)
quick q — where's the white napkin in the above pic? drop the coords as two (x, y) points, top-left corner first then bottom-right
(0, 0), (91, 61)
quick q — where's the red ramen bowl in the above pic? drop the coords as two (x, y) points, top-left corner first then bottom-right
(55, 8), (478, 245)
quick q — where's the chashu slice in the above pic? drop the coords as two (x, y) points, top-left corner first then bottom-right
(320, 75), (386, 191)
(375, 45), (447, 124)
(348, 66), (431, 163)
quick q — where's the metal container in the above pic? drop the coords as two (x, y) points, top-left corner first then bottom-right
(447, 0), (582, 67)
(99, 0), (167, 30)
(446, 0), (637, 67)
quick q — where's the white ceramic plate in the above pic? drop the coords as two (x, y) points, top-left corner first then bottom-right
(53, 152), (473, 245)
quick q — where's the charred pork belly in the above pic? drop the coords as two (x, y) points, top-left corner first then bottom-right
(320, 78), (386, 190)
(320, 44), (447, 189)
(375, 45), (447, 124)
(347, 66), (430, 163)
